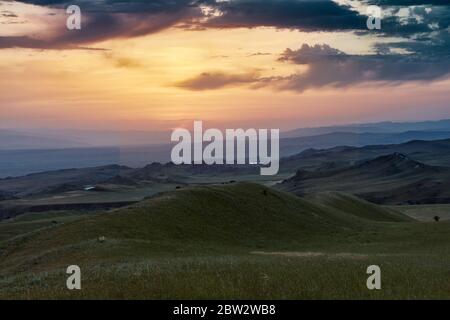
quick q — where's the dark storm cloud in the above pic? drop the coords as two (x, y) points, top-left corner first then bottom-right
(367, 1), (450, 5)
(200, 1), (450, 39)
(1, 0), (372, 49)
(5, 0), (448, 49)
(0, 10), (198, 49)
(54, 10), (198, 45)
(382, 4), (450, 36)
(11, 0), (199, 13)
(0, 0), (205, 49)
(202, 0), (367, 31)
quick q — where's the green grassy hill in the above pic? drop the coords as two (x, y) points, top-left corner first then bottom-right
(0, 183), (408, 264)
(1, 183), (449, 299)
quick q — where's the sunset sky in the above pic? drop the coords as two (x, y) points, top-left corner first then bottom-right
(1, 0), (450, 133)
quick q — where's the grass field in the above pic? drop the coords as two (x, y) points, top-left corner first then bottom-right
(1, 183), (449, 299)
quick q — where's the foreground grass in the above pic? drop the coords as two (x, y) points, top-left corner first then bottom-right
(1, 254), (449, 300)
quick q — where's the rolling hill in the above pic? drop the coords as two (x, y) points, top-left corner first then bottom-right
(279, 153), (450, 205)
(0, 183), (411, 271)
(281, 138), (450, 172)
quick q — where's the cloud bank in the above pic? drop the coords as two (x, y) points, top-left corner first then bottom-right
(1, 0), (449, 91)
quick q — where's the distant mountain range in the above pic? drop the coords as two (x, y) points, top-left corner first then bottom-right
(280, 130), (450, 156)
(3, 129), (450, 177)
(281, 138), (450, 172)
(282, 119), (450, 138)
(2, 138), (450, 202)
(3, 118), (450, 150)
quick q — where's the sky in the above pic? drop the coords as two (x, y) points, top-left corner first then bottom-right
(1, 0), (450, 133)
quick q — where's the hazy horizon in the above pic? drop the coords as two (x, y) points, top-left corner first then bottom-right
(0, 117), (450, 150)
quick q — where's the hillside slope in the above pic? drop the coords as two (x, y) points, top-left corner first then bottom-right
(306, 192), (414, 222)
(279, 153), (450, 205)
(281, 138), (450, 172)
(0, 183), (411, 273)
